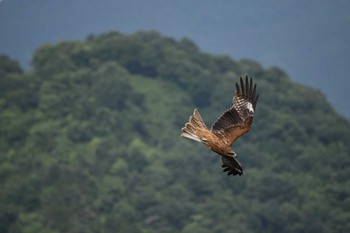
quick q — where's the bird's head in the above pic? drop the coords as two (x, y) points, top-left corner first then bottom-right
(227, 151), (237, 158)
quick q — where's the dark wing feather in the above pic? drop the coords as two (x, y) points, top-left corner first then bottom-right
(211, 107), (242, 131)
(218, 116), (253, 145)
(221, 155), (243, 176)
(211, 77), (258, 145)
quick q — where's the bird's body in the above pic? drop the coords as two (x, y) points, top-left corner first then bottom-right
(181, 76), (259, 176)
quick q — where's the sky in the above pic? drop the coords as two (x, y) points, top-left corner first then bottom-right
(0, 0), (349, 118)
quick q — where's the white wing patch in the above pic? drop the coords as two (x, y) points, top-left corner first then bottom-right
(247, 102), (254, 113)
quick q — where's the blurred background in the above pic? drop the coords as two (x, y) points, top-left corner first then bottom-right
(0, 1), (350, 233)
(1, 0), (350, 118)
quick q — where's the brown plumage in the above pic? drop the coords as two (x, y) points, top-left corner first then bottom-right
(181, 76), (259, 176)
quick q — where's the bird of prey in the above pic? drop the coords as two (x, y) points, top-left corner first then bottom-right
(181, 76), (259, 176)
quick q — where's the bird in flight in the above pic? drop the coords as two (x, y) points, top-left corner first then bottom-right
(181, 76), (259, 176)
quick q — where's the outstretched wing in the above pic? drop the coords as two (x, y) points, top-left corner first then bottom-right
(233, 76), (259, 119)
(211, 77), (259, 145)
(221, 155), (243, 176)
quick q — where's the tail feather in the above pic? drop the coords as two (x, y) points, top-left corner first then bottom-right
(181, 108), (207, 142)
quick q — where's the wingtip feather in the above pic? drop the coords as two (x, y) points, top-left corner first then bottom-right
(245, 76), (249, 98)
(235, 83), (240, 94)
(249, 77), (253, 101)
(240, 77), (245, 96)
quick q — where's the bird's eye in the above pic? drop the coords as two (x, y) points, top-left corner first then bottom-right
(228, 152), (235, 156)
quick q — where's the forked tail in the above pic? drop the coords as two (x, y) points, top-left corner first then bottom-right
(181, 108), (208, 142)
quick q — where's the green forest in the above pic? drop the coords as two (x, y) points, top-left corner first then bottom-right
(1, 31), (349, 233)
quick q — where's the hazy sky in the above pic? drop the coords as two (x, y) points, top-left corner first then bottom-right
(0, 0), (349, 118)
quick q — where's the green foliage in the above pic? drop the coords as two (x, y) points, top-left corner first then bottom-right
(0, 31), (350, 233)
(0, 55), (22, 76)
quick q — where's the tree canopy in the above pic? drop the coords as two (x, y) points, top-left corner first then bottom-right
(0, 31), (349, 233)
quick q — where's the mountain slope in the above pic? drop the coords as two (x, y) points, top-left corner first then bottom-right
(0, 31), (349, 233)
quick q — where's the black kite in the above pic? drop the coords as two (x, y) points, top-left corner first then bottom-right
(181, 76), (259, 176)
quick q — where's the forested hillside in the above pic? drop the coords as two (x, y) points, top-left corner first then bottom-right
(1, 31), (349, 233)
